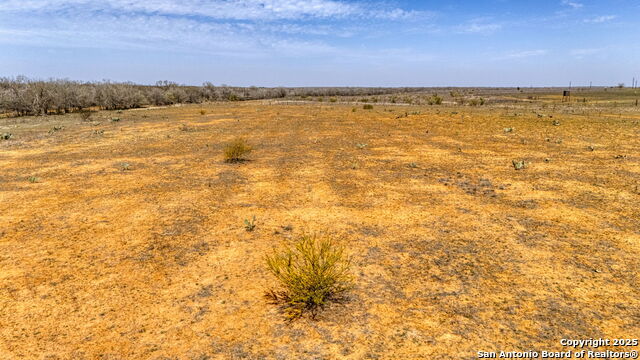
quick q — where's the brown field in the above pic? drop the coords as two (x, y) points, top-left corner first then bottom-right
(1, 90), (639, 359)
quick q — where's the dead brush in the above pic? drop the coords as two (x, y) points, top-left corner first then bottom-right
(223, 137), (252, 163)
(79, 110), (95, 121)
(265, 234), (353, 320)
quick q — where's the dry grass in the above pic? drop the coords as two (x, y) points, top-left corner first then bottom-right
(0, 91), (639, 358)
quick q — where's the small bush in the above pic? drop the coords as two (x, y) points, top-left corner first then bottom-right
(79, 110), (94, 121)
(512, 160), (527, 170)
(224, 138), (252, 163)
(329, 97), (337, 103)
(363, 104), (373, 110)
(265, 234), (353, 320)
(427, 95), (442, 105)
(200, 109), (206, 115)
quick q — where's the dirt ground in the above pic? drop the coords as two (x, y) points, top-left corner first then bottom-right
(1, 95), (639, 359)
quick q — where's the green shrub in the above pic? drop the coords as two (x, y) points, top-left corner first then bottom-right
(224, 137), (252, 163)
(329, 97), (337, 103)
(265, 234), (353, 320)
(427, 95), (442, 105)
(363, 104), (373, 110)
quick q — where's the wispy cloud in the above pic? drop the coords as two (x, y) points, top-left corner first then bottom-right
(0, 0), (426, 21)
(561, 0), (583, 9)
(0, 0), (432, 58)
(584, 15), (616, 23)
(569, 48), (606, 59)
(456, 22), (502, 35)
(498, 49), (549, 60)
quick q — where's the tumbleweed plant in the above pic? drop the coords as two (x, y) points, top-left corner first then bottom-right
(223, 137), (252, 163)
(265, 234), (353, 320)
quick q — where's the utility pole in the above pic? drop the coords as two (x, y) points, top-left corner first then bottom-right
(589, 81), (592, 89)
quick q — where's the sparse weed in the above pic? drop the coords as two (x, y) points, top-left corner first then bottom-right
(179, 123), (195, 132)
(200, 109), (206, 115)
(1, 133), (12, 140)
(48, 126), (64, 134)
(28, 176), (39, 183)
(512, 160), (527, 170)
(265, 234), (353, 320)
(244, 216), (256, 232)
(111, 117), (121, 122)
(224, 137), (252, 163)
(79, 110), (95, 121)
(120, 162), (132, 171)
(363, 104), (374, 110)
(356, 143), (367, 149)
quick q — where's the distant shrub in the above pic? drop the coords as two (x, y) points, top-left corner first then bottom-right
(79, 110), (94, 121)
(468, 99), (480, 106)
(265, 234), (352, 320)
(363, 104), (374, 110)
(329, 97), (337, 103)
(224, 137), (252, 163)
(200, 109), (206, 115)
(427, 94), (442, 105)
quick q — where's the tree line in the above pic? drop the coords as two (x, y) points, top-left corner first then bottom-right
(0, 76), (422, 117)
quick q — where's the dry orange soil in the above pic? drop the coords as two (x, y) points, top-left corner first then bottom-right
(1, 101), (639, 359)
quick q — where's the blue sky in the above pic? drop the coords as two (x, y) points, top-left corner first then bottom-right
(0, 0), (638, 86)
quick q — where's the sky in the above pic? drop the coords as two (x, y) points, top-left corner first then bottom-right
(0, 0), (638, 86)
